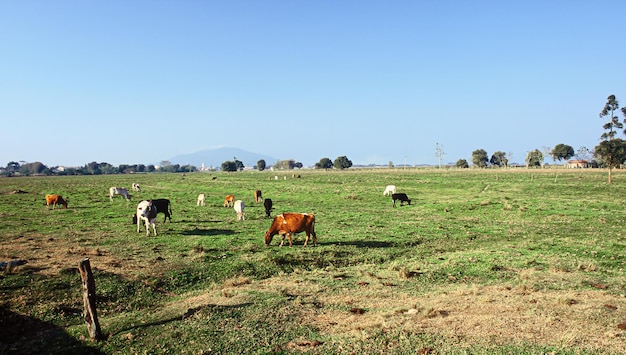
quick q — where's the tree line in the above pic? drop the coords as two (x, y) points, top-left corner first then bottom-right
(5, 95), (625, 179)
(220, 156), (353, 172)
(1, 161), (197, 177)
(450, 94), (626, 182)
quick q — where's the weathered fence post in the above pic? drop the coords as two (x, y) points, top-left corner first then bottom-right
(78, 258), (103, 341)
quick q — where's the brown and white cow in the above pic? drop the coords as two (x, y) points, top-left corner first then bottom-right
(264, 213), (317, 247)
(110, 187), (131, 201)
(254, 190), (263, 203)
(223, 194), (235, 207)
(135, 200), (157, 236)
(233, 200), (245, 221)
(45, 194), (68, 209)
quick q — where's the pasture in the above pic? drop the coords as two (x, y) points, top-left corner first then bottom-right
(1, 169), (625, 354)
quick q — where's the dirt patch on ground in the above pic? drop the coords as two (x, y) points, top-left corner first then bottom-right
(166, 272), (626, 353)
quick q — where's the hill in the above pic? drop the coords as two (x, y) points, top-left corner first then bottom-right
(167, 147), (277, 169)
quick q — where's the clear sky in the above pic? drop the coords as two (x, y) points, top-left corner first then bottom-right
(2, 1), (625, 167)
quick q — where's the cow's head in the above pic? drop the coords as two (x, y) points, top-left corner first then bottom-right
(264, 230), (274, 246)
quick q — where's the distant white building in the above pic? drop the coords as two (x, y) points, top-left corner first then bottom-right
(567, 159), (589, 168)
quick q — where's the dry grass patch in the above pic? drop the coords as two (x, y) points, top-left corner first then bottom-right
(193, 268), (626, 353)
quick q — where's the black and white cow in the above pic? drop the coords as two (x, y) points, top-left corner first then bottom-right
(151, 198), (172, 222)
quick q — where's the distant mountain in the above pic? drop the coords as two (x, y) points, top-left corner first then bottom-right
(167, 147), (278, 169)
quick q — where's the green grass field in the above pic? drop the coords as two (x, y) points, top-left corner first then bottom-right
(1, 168), (625, 354)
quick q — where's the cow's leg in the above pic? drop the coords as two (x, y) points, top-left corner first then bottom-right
(311, 231), (317, 246)
(279, 234), (285, 247)
(137, 219), (142, 233)
(151, 223), (157, 236)
(144, 220), (150, 236)
(287, 233), (293, 247)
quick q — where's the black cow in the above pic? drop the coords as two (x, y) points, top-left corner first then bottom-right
(151, 198), (172, 222)
(264, 198), (273, 218)
(392, 193), (411, 207)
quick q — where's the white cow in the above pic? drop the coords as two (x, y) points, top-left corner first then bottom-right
(233, 200), (245, 221)
(383, 185), (397, 196)
(197, 193), (206, 206)
(131, 183), (141, 191)
(135, 200), (157, 236)
(110, 187), (131, 201)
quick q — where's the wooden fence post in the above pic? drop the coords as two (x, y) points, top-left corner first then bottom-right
(78, 258), (103, 341)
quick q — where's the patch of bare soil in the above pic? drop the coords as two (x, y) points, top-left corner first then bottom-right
(1, 235), (131, 276)
(167, 272), (626, 353)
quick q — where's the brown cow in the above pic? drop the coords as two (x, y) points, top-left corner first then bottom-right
(223, 194), (235, 207)
(264, 213), (317, 247)
(254, 190), (263, 203)
(45, 194), (68, 209)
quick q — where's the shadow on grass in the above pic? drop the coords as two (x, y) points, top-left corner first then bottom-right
(0, 306), (104, 354)
(327, 240), (396, 248)
(115, 302), (253, 333)
(181, 228), (236, 237)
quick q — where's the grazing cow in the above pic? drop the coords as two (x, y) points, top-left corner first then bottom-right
(383, 185), (396, 196)
(392, 193), (411, 207)
(254, 190), (263, 203)
(109, 187), (131, 201)
(132, 183), (141, 191)
(233, 200), (245, 221)
(135, 200), (157, 236)
(197, 193), (206, 206)
(263, 198), (273, 218)
(45, 194), (68, 209)
(223, 194), (235, 207)
(264, 212), (317, 247)
(151, 198), (172, 222)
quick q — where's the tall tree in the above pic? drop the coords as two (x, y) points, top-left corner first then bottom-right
(334, 156), (353, 169)
(471, 149), (489, 168)
(315, 158), (333, 169)
(274, 159), (296, 170)
(221, 161), (237, 172)
(490, 151), (508, 167)
(434, 142), (446, 168)
(595, 139), (626, 172)
(576, 146), (592, 161)
(599, 95), (623, 141)
(6, 161), (20, 172)
(597, 95), (625, 183)
(550, 144), (575, 166)
(525, 149), (543, 167)
(257, 159), (266, 171)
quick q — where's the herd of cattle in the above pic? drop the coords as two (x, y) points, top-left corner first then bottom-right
(44, 183), (412, 247)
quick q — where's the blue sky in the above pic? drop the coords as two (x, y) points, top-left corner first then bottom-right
(1, 1), (625, 167)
